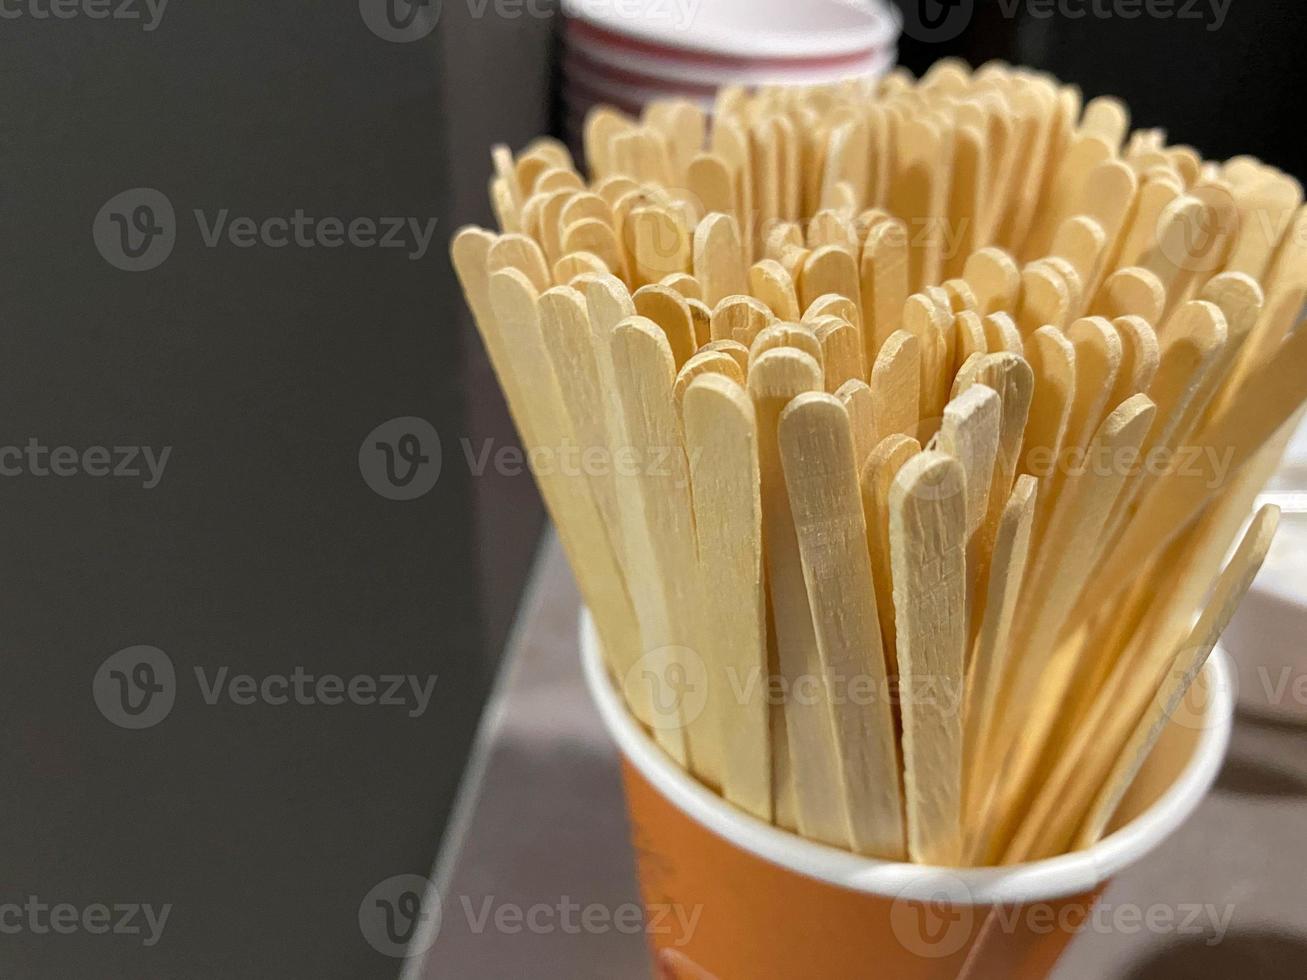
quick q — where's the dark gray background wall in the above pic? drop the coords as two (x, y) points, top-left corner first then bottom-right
(1, 3), (548, 977)
(893, 0), (1307, 180)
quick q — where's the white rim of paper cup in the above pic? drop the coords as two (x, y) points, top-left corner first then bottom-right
(579, 609), (1233, 905)
(565, 28), (896, 88)
(560, 0), (900, 61)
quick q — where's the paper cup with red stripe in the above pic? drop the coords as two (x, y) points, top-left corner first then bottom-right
(560, 0), (901, 146)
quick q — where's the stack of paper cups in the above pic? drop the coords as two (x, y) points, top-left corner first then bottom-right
(561, 0), (900, 142)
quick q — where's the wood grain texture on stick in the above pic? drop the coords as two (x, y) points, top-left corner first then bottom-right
(779, 392), (906, 859)
(683, 374), (771, 821)
(750, 348), (850, 848)
(890, 451), (968, 865)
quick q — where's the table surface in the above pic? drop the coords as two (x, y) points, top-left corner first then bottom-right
(418, 532), (1307, 980)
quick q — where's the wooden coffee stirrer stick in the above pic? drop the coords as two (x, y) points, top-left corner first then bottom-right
(1071, 504), (1279, 849)
(609, 315), (716, 781)
(750, 347), (853, 849)
(836, 379), (876, 465)
(955, 353), (1035, 652)
(861, 217), (909, 366)
(962, 475), (1037, 833)
(1027, 317), (1119, 550)
(861, 434), (922, 673)
(682, 374), (771, 821)
(537, 285), (629, 568)
(750, 259), (803, 321)
(810, 316), (863, 392)
(1098, 302), (1228, 545)
(633, 284), (697, 370)
(473, 262), (648, 718)
(871, 330), (922, 442)
(454, 232), (640, 673)
(987, 395), (1158, 836)
(937, 385), (1001, 633)
(779, 393), (907, 859)
(890, 450), (969, 865)
(1009, 454), (1280, 861)
(1077, 320), (1307, 617)
(673, 351), (743, 406)
(693, 213), (749, 307)
(575, 275), (688, 764)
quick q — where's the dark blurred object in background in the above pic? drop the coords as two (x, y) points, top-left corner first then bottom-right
(0, 3), (550, 977)
(891, 0), (1307, 181)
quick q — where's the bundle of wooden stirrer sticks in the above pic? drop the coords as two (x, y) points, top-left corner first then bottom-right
(452, 59), (1307, 867)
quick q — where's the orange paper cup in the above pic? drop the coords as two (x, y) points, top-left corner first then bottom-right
(580, 612), (1233, 980)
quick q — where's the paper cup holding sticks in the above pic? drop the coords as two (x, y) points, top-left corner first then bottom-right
(454, 58), (1307, 980)
(583, 613), (1234, 980)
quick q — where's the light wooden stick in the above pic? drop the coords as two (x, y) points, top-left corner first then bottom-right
(890, 450), (969, 865)
(1073, 504), (1279, 849)
(861, 218), (910, 367)
(938, 384), (1002, 544)
(710, 294), (772, 347)
(609, 315), (712, 777)
(693, 212), (749, 307)
(1082, 319), (1307, 613)
(836, 379), (876, 466)
(963, 247), (1020, 315)
(750, 258), (802, 320)
(871, 330), (922, 442)
(801, 247), (865, 346)
(861, 434), (921, 673)
(811, 317), (863, 393)
(994, 395), (1158, 809)
(682, 374), (771, 821)
(749, 348), (850, 848)
(779, 393), (907, 859)
(963, 475), (1037, 826)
